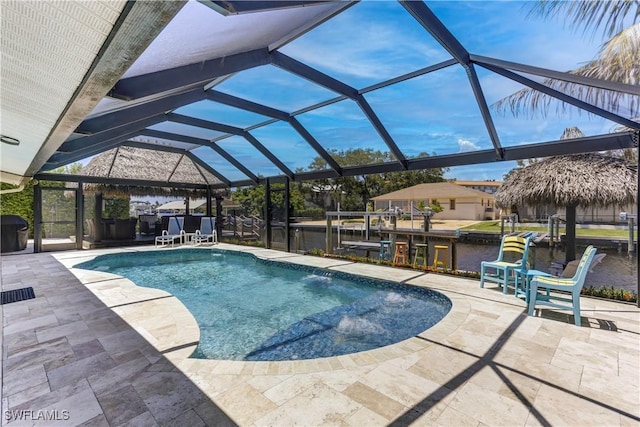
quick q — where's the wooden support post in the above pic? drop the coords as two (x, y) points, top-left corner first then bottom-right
(628, 217), (635, 255)
(389, 214), (397, 258)
(451, 238), (457, 270)
(206, 187), (213, 217)
(565, 204), (577, 263)
(365, 213), (371, 240)
(422, 213), (430, 264)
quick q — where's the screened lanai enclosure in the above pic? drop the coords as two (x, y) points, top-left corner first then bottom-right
(1, 0), (638, 252)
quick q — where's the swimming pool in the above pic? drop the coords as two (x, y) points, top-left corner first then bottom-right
(75, 249), (451, 361)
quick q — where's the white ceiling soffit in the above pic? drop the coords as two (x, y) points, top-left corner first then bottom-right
(121, 1), (347, 79)
(87, 1), (349, 120)
(0, 1), (186, 185)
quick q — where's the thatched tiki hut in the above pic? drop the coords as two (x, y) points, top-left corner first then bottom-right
(495, 153), (637, 263)
(77, 146), (228, 240)
(79, 146), (225, 198)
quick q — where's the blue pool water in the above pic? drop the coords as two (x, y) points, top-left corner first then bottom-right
(75, 249), (451, 361)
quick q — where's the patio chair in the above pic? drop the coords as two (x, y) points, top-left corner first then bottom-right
(559, 252), (606, 278)
(528, 245), (597, 326)
(480, 233), (534, 294)
(155, 216), (185, 247)
(193, 216), (217, 245)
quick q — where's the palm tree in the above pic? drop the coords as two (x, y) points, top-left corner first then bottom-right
(494, 1), (639, 118)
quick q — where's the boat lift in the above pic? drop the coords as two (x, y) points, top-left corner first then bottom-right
(325, 210), (391, 254)
(620, 212), (637, 254)
(325, 206), (433, 255)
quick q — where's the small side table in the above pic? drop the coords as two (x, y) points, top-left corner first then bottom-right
(515, 269), (552, 302)
(182, 232), (197, 245)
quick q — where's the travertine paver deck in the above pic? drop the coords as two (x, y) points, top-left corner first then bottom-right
(1, 243), (639, 426)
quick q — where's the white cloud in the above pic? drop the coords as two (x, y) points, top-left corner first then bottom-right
(445, 162), (518, 181)
(279, 3), (450, 84)
(457, 138), (480, 152)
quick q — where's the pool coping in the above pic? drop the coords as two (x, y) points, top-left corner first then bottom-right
(54, 243), (471, 373)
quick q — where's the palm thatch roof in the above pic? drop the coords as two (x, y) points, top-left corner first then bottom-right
(559, 126), (586, 140)
(495, 153), (637, 209)
(77, 146), (226, 197)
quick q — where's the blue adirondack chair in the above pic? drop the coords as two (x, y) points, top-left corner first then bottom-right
(528, 245), (597, 326)
(480, 233), (534, 294)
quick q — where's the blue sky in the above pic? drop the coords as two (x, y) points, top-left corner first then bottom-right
(160, 1), (622, 183)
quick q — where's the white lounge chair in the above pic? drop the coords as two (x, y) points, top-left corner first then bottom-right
(155, 216), (185, 247)
(193, 216), (217, 245)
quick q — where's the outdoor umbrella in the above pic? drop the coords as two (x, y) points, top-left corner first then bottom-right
(495, 152), (637, 263)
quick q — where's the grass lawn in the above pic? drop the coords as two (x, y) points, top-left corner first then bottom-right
(461, 220), (637, 239)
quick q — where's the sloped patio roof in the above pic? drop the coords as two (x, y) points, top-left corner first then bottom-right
(372, 182), (494, 201)
(2, 1), (639, 189)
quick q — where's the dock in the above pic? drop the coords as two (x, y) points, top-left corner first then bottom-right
(338, 240), (382, 258)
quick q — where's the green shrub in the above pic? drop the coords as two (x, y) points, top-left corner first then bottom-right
(104, 197), (130, 219)
(0, 181), (35, 237)
(306, 250), (635, 304)
(342, 219), (364, 224)
(582, 286), (637, 303)
(294, 207), (325, 219)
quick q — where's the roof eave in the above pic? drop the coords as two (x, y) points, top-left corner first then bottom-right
(23, 1), (187, 184)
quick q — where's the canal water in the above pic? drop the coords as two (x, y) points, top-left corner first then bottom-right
(290, 227), (638, 294)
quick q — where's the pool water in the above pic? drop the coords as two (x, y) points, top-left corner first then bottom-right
(75, 249), (451, 361)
